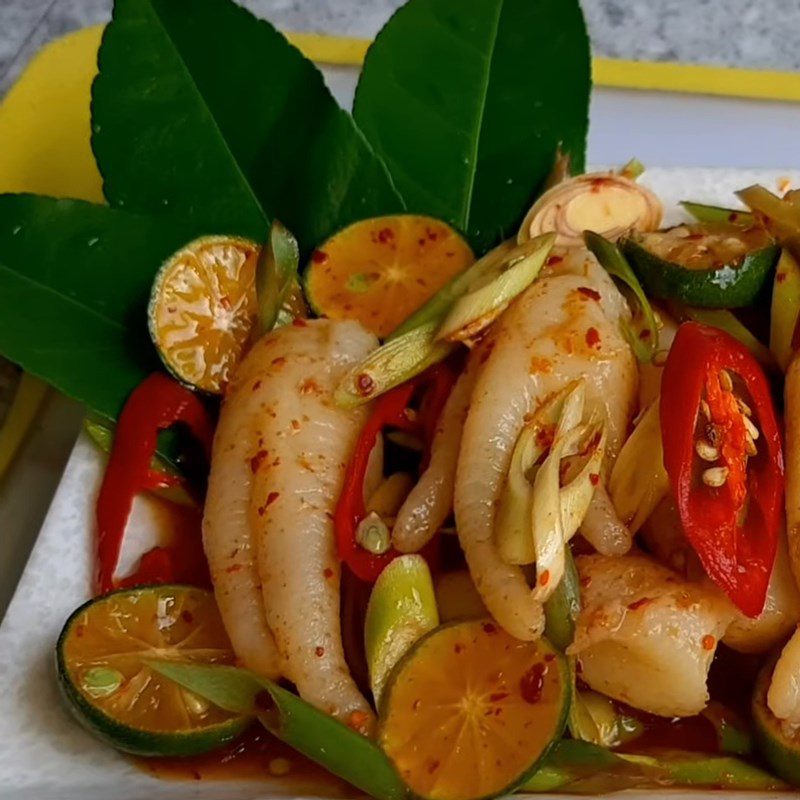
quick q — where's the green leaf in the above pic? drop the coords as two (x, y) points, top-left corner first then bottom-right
(92, 0), (404, 252)
(353, 0), (590, 252)
(0, 194), (198, 419)
(147, 661), (407, 800)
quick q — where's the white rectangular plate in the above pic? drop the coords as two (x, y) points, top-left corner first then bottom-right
(1, 168), (796, 800)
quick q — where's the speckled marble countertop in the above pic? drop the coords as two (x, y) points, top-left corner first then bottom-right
(3, 0), (800, 91)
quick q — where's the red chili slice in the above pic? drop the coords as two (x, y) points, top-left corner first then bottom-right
(660, 322), (784, 617)
(334, 365), (455, 582)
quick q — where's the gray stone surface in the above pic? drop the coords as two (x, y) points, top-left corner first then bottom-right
(3, 0), (800, 92)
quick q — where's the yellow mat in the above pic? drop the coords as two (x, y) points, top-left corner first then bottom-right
(287, 31), (800, 103)
(0, 25), (105, 480)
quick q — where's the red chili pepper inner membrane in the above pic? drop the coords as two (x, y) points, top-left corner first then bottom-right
(95, 373), (213, 595)
(335, 364), (456, 583)
(660, 322), (784, 617)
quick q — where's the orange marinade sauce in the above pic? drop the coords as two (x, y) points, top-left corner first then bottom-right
(137, 724), (351, 793)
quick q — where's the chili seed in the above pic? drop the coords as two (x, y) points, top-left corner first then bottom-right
(743, 414), (760, 441)
(699, 399), (711, 420)
(745, 436), (758, 457)
(737, 397), (752, 417)
(702, 466), (729, 487)
(695, 439), (719, 462)
(719, 369), (734, 392)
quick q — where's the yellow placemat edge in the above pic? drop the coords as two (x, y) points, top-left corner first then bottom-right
(285, 31), (800, 103)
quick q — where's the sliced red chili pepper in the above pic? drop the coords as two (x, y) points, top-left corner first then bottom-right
(335, 365), (454, 582)
(660, 322), (784, 617)
(95, 373), (213, 595)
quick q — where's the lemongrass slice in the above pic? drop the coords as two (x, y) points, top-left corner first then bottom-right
(531, 419), (605, 603)
(560, 421), (607, 537)
(518, 172), (662, 248)
(737, 184), (800, 239)
(496, 380), (606, 582)
(392, 236), (554, 339)
(335, 321), (454, 408)
(608, 401), (668, 535)
(495, 424), (545, 566)
(436, 233), (555, 343)
(568, 685), (643, 747)
(619, 158), (645, 181)
(496, 381), (584, 565)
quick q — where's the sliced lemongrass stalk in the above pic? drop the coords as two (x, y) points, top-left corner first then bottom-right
(585, 230), (659, 362)
(496, 381), (584, 565)
(436, 233), (555, 343)
(335, 321), (454, 408)
(608, 401), (668, 535)
(770, 248), (800, 371)
(495, 423), (542, 565)
(521, 739), (648, 793)
(531, 422), (594, 602)
(390, 239), (517, 339)
(681, 201), (754, 226)
(519, 172), (662, 248)
(364, 555), (438, 707)
(256, 220), (300, 335)
(737, 184), (800, 238)
(390, 236), (555, 340)
(146, 661), (406, 800)
(555, 379), (586, 440)
(619, 158), (645, 181)
(559, 421), (606, 539)
(569, 686), (643, 748)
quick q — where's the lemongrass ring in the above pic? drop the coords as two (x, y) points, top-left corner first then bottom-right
(518, 173), (663, 248)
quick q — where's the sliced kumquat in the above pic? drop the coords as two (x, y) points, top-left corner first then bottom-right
(304, 215), (474, 338)
(148, 236), (260, 394)
(378, 619), (570, 800)
(56, 585), (248, 757)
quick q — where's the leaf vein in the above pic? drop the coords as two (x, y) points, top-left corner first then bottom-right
(0, 263), (130, 334)
(142, 0), (267, 231)
(461, 0), (505, 229)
